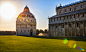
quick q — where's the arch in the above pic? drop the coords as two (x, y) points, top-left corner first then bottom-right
(30, 29), (33, 36)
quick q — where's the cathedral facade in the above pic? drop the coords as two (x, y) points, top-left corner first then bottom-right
(48, 0), (86, 37)
(16, 6), (36, 36)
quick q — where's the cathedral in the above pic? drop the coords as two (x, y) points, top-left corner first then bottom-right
(16, 6), (36, 36)
(48, 0), (86, 37)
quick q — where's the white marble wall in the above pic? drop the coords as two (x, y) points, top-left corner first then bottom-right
(16, 16), (36, 36)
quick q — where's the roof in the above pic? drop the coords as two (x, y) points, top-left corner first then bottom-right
(18, 5), (35, 18)
(58, 0), (86, 9)
(50, 9), (86, 18)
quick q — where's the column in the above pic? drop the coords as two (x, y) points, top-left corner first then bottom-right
(71, 23), (72, 36)
(79, 22), (80, 36)
(67, 22), (69, 36)
(83, 21), (85, 36)
(60, 24), (62, 36)
(75, 22), (76, 36)
(53, 24), (55, 36)
(64, 23), (65, 37)
(75, 14), (76, 37)
(57, 24), (58, 36)
(49, 25), (51, 36)
(55, 24), (56, 37)
(52, 25), (53, 36)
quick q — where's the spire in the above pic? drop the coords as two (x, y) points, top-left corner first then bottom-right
(24, 5), (30, 12)
(48, 16), (49, 19)
(60, 4), (61, 6)
(48, 16), (49, 18)
(56, 5), (57, 10)
(24, 5), (29, 9)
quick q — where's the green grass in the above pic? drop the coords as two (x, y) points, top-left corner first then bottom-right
(0, 35), (86, 52)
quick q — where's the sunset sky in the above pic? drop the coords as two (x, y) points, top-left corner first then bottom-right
(0, 0), (79, 31)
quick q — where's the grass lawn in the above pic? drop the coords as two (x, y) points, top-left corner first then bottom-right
(0, 35), (86, 52)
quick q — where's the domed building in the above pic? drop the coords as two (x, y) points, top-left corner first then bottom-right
(16, 6), (36, 36)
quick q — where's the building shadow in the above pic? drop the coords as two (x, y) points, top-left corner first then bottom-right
(24, 36), (86, 42)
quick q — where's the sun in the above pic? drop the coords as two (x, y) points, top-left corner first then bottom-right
(0, 3), (16, 20)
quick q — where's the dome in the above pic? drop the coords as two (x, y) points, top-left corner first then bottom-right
(18, 5), (34, 18)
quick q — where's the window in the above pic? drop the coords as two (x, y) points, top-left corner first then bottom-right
(67, 16), (68, 19)
(60, 17), (61, 20)
(77, 23), (79, 27)
(81, 5), (83, 9)
(56, 26), (57, 28)
(58, 12), (59, 14)
(74, 15), (75, 18)
(65, 9), (66, 12)
(29, 15), (30, 17)
(22, 15), (25, 17)
(78, 14), (79, 18)
(31, 20), (32, 22)
(69, 24), (71, 27)
(57, 18), (58, 21)
(75, 7), (77, 10)
(70, 8), (71, 11)
(51, 19), (52, 22)
(60, 11), (61, 13)
(62, 25), (64, 28)
(32, 16), (34, 18)
(21, 30), (22, 32)
(49, 19), (50, 22)
(64, 17), (65, 19)
(54, 18), (55, 21)
(70, 16), (71, 19)
(83, 13), (84, 17)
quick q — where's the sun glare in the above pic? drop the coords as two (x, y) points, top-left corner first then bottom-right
(0, 3), (16, 20)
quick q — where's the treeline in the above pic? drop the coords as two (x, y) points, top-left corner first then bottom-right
(36, 29), (48, 35)
(0, 29), (48, 35)
(0, 31), (16, 35)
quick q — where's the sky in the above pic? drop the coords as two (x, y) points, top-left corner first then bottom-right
(0, 0), (79, 31)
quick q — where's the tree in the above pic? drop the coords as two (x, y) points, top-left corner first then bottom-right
(36, 29), (40, 35)
(40, 29), (44, 33)
(44, 29), (47, 33)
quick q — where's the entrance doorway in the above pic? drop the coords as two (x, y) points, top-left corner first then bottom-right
(30, 29), (33, 36)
